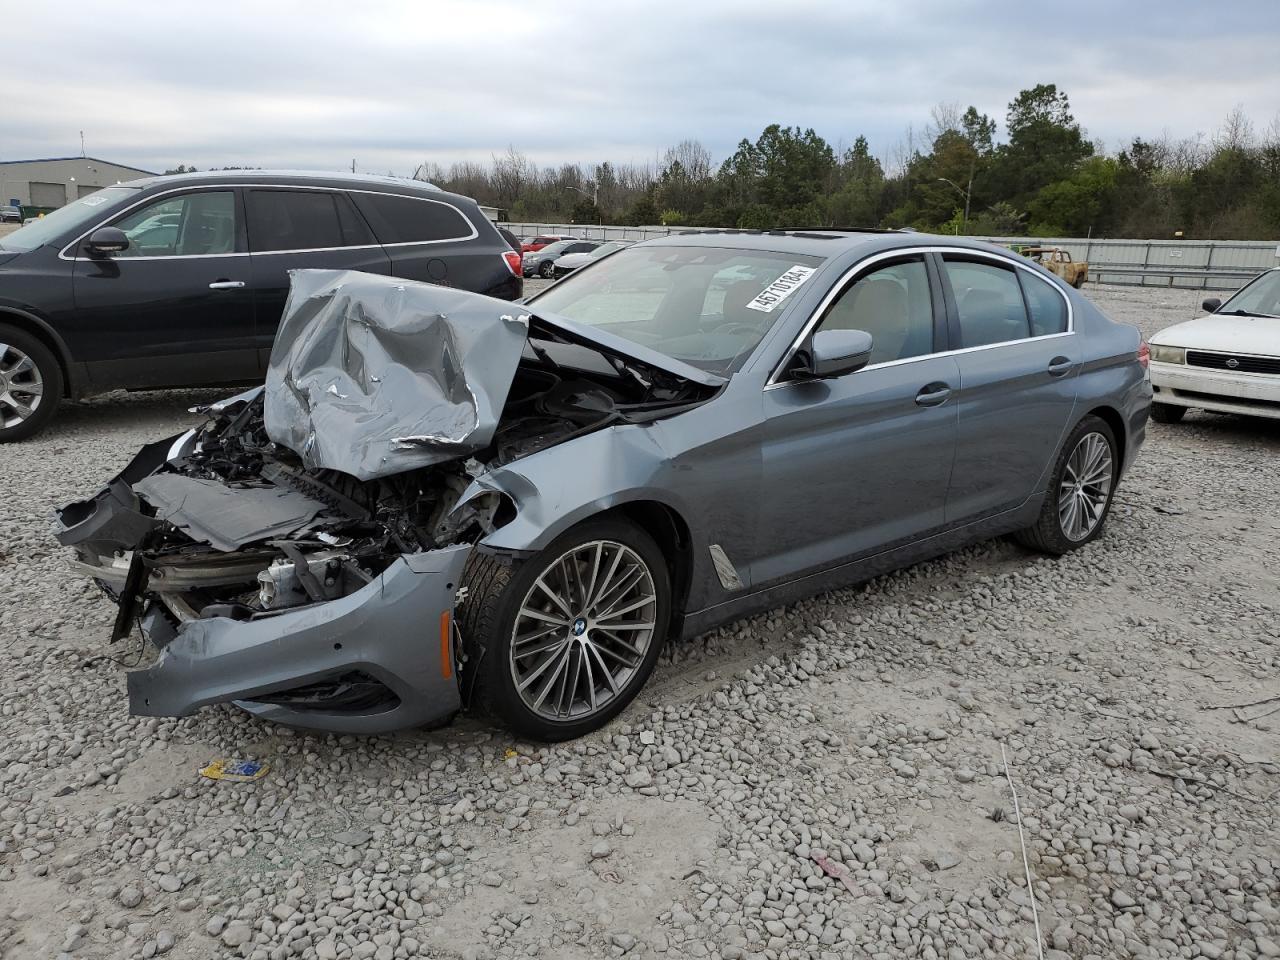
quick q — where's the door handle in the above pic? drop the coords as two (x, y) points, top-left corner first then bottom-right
(915, 382), (952, 407)
(208, 280), (245, 290)
(1047, 356), (1073, 377)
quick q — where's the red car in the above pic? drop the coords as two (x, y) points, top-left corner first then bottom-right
(520, 234), (575, 253)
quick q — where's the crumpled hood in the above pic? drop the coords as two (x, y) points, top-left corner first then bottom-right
(265, 269), (530, 481)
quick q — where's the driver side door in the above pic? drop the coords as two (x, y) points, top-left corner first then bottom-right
(752, 254), (959, 585)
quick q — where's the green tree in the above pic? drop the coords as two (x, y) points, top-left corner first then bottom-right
(991, 84), (1093, 206)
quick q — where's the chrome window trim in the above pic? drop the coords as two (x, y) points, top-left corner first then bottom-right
(765, 245), (1075, 389)
(58, 183), (478, 261)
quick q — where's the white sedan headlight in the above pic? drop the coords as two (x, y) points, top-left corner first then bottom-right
(1151, 345), (1185, 364)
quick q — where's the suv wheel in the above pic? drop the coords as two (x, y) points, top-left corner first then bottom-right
(539, 261), (556, 279)
(0, 324), (62, 442)
(460, 517), (670, 741)
(1014, 415), (1117, 555)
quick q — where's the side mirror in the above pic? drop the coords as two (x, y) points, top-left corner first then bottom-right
(790, 328), (874, 380)
(1201, 297), (1221, 313)
(86, 226), (130, 258)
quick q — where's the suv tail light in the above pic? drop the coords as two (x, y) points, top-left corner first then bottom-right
(501, 251), (522, 277)
(1137, 341), (1150, 369)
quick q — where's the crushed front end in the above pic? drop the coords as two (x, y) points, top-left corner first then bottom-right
(54, 390), (491, 732)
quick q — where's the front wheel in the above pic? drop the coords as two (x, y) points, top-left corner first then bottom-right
(1014, 415), (1118, 555)
(459, 517), (670, 741)
(1150, 402), (1185, 424)
(539, 261), (556, 279)
(0, 324), (63, 443)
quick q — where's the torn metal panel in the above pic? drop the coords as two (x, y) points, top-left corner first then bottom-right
(264, 269), (530, 481)
(134, 473), (326, 552)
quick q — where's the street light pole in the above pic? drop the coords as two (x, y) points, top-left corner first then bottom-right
(567, 182), (600, 223)
(936, 176), (972, 233)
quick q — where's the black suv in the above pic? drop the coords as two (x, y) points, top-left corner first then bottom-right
(0, 171), (522, 441)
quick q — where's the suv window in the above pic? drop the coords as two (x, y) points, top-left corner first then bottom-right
(350, 193), (473, 244)
(944, 259), (1030, 348)
(817, 257), (935, 365)
(247, 190), (373, 252)
(112, 191), (236, 257)
(1019, 271), (1068, 336)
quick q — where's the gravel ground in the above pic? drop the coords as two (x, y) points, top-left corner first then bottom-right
(3, 282), (1279, 960)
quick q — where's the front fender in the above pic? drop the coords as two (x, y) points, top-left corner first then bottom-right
(454, 422), (698, 555)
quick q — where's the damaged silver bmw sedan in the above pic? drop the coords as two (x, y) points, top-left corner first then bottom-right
(55, 231), (1151, 740)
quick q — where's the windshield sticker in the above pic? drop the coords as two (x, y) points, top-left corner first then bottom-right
(80, 195), (109, 206)
(746, 265), (816, 313)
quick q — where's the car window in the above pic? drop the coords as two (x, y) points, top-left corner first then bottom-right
(112, 191), (236, 258)
(1019, 271), (1068, 336)
(528, 245), (825, 375)
(246, 190), (371, 252)
(944, 259), (1031, 348)
(816, 258), (935, 366)
(350, 193), (473, 244)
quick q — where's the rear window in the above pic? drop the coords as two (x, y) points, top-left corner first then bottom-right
(247, 190), (372, 252)
(350, 193), (474, 244)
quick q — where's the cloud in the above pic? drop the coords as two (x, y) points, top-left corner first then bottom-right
(2, 0), (1276, 174)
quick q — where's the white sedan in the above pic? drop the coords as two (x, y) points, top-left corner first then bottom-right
(1148, 268), (1280, 423)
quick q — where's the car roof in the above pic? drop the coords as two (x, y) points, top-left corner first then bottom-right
(114, 169), (482, 209)
(634, 229), (1029, 261)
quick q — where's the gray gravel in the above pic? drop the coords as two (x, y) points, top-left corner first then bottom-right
(2, 283), (1279, 959)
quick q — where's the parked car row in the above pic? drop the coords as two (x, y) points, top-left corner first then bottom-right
(0, 170), (522, 440)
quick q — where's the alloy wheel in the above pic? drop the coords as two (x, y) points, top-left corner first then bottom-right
(1058, 431), (1113, 541)
(509, 540), (658, 722)
(0, 343), (44, 430)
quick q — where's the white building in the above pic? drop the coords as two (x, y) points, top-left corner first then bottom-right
(0, 157), (156, 210)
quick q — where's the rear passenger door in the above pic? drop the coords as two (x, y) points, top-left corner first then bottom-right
(938, 254), (1080, 523)
(347, 191), (482, 288)
(245, 188), (392, 369)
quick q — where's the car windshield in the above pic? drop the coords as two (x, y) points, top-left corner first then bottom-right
(537, 240), (575, 256)
(0, 187), (138, 252)
(1218, 270), (1280, 318)
(528, 245), (825, 375)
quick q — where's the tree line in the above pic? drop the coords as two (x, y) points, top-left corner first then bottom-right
(418, 84), (1280, 240)
(166, 84), (1280, 240)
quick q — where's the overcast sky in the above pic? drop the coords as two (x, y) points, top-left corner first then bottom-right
(3, 0), (1278, 176)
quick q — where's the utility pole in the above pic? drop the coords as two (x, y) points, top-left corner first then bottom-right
(351, 159), (356, 173)
(937, 176), (972, 232)
(80, 131), (86, 157)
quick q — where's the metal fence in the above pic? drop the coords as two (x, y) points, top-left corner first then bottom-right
(501, 222), (1280, 291)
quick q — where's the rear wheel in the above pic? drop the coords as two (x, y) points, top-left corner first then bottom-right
(1014, 415), (1117, 555)
(459, 517), (670, 741)
(0, 324), (63, 443)
(1150, 402), (1186, 424)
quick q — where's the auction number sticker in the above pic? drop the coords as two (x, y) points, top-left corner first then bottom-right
(746, 265), (816, 312)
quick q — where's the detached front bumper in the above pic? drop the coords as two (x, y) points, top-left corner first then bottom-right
(128, 546), (471, 734)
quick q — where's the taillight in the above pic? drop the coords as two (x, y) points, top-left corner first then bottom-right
(1137, 341), (1150, 369)
(502, 251), (522, 277)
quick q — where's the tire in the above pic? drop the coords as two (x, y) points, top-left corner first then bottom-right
(0, 323), (63, 443)
(459, 517), (670, 741)
(539, 261), (555, 279)
(1150, 402), (1186, 424)
(1013, 415), (1118, 555)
